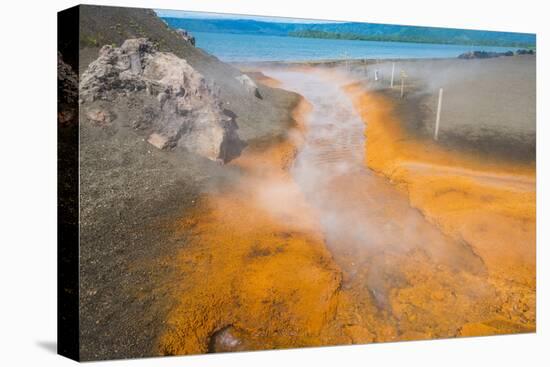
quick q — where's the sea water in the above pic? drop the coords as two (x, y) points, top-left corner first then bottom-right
(192, 31), (515, 62)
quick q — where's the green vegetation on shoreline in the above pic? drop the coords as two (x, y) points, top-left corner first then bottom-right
(288, 30), (535, 48)
(162, 17), (536, 49)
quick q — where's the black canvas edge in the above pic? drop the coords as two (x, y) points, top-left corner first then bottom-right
(58, 4), (80, 362)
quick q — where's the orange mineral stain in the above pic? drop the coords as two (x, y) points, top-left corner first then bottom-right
(157, 99), (351, 355)
(344, 82), (536, 333)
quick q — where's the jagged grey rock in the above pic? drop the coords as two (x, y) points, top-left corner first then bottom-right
(80, 38), (244, 162)
(175, 28), (196, 46)
(86, 108), (114, 125)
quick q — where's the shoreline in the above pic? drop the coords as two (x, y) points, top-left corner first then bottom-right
(235, 56), (460, 69)
(233, 53), (534, 69)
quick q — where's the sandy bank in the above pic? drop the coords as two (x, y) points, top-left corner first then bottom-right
(75, 6), (311, 360)
(345, 82), (535, 334)
(355, 55), (536, 161)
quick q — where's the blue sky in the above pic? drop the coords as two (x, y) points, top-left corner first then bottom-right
(154, 9), (341, 24)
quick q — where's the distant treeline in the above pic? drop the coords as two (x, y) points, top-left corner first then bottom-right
(162, 17), (536, 48)
(288, 30), (535, 48)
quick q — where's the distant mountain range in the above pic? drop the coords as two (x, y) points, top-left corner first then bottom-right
(161, 17), (536, 48)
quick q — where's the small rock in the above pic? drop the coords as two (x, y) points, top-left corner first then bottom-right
(157, 92), (168, 106)
(235, 74), (262, 99)
(86, 109), (113, 125)
(147, 133), (169, 150)
(208, 326), (244, 352)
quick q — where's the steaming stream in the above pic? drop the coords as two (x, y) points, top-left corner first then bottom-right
(263, 68), (493, 336)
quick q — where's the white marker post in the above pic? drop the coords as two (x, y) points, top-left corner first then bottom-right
(390, 62), (395, 88)
(434, 88), (444, 140)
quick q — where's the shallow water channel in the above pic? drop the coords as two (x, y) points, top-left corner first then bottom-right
(263, 68), (494, 338)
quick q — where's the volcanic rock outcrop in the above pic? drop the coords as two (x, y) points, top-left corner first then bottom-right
(175, 28), (196, 46)
(80, 38), (244, 162)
